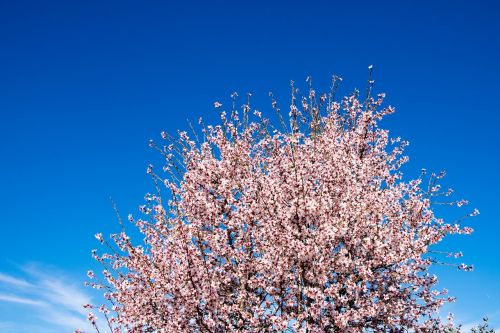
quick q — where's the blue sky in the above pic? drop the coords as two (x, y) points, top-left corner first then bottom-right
(0, 0), (499, 331)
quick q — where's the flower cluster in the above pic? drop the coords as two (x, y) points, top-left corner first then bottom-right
(84, 78), (476, 332)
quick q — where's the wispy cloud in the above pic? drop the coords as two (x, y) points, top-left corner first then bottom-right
(0, 273), (33, 289)
(0, 294), (47, 306)
(0, 264), (95, 332)
(454, 309), (500, 332)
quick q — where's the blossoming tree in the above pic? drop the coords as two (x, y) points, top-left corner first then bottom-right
(84, 74), (477, 332)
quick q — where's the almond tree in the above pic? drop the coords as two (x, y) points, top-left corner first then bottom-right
(84, 74), (477, 333)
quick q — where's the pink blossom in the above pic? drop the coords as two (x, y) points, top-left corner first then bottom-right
(94, 233), (103, 243)
(87, 312), (96, 324)
(85, 80), (475, 332)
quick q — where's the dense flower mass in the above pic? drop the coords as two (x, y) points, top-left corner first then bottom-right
(85, 78), (476, 332)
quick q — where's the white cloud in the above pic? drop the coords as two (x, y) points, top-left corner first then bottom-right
(460, 321), (483, 331)
(0, 264), (97, 333)
(454, 309), (500, 332)
(0, 294), (47, 306)
(0, 273), (33, 289)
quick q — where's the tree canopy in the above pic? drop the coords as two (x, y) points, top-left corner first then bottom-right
(84, 77), (477, 333)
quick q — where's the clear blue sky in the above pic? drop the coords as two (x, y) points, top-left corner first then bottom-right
(0, 1), (499, 331)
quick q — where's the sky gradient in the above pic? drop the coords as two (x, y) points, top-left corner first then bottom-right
(0, 1), (499, 331)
